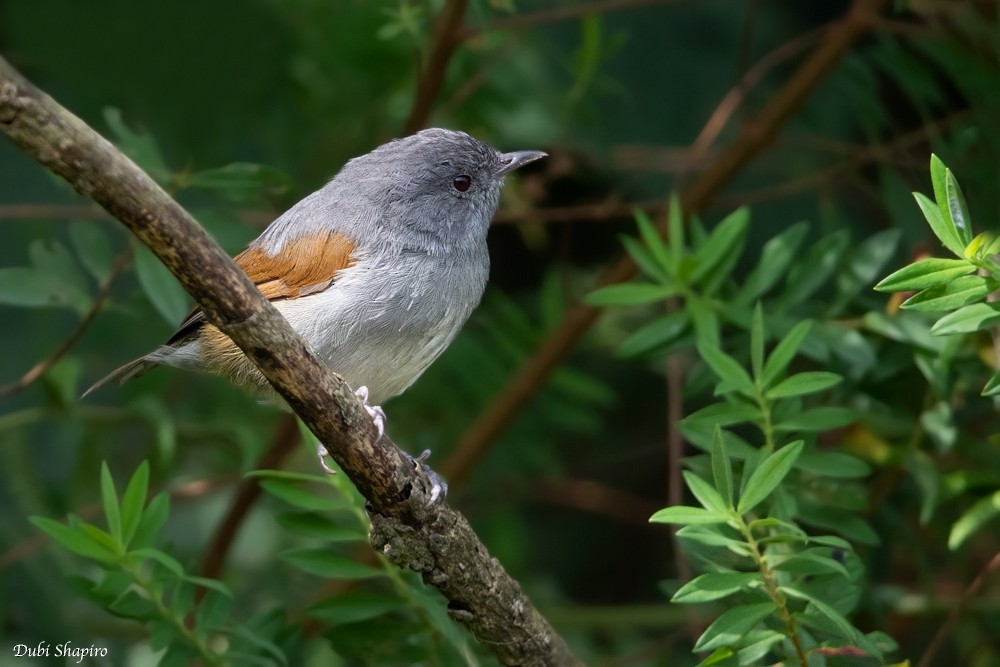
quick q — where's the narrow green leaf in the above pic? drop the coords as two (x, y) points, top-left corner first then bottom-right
(901, 275), (998, 312)
(676, 525), (754, 556)
(694, 647), (735, 667)
(134, 245), (190, 325)
(120, 461), (150, 547)
(683, 471), (730, 514)
(0, 267), (83, 311)
(184, 162), (292, 204)
(690, 207), (750, 284)
(781, 586), (858, 642)
(760, 320), (813, 388)
(914, 191), (964, 257)
(874, 257), (977, 292)
(650, 506), (728, 525)
(697, 341), (755, 397)
(771, 553), (849, 578)
(673, 572), (760, 603)
(694, 602), (775, 651)
(259, 479), (346, 512)
(131, 547), (184, 577)
(618, 311), (689, 358)
(634, 208), (672, 273)
(682, 403), (759, 429)
(750, 303), (764, 380)
(981, 371), (1000, 397)
(280, 548), (383, 579)
(765, 371), (842, 400)
(737, 441), (804, 515)
(772, 407), (857, 432)
(68, 221), (115, 281)
(948, 490), (1000, 550)
(585, 282), (676, 306)
(780, 231), (850, 307)
(30, 517), (118, 563)
(100, 462), (122, 545)
(307, 590), (403, 624)
(711, 426), (734, 508)
(688, 296), (720, 347)
(796, 451), (870, 479)
(944, 167), (973, 246)
(735, 221), (809, 303)
(929, 154), (949, 227)
(131, 493), (169, 549)
(622, 235), (670, 283)
(275, 512), (365, 542)
(930, 302), (1000, 335)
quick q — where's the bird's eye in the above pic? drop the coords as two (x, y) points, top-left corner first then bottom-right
(452, 175), (472, 192)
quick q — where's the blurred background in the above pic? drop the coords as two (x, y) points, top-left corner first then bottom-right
(1, 1), (999, 665)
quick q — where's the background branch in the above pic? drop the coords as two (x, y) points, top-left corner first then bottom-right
(0, 57), (579, 667)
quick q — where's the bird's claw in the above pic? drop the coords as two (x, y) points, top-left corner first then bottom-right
(317, 443), (337, 475)
(355, 385), (386, 439)
(407, 448), (448, 506)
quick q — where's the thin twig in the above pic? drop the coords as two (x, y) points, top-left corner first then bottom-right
(917, 550), (1000, 667)
(402, 0), (469, 134)
(199, 415), (300, 584)
(0, 245), (133, 396)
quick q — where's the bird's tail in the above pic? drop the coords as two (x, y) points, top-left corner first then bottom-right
(82, 357), (158, 398)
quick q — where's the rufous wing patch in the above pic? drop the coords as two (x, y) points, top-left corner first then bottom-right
(236, 231), (357, 300)
(164, 231), (357, 386)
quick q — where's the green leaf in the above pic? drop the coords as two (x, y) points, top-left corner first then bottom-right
(760, 320), (813, 388)
(697, 341), (754, 397)
(694, 647), (735, 667)
(68, 221), (115, 281)
(711, 426), (734, 508)
(194, 590), (233, 633)
(944, 166), (973, 246)
(735, 222), (809, 303)
(836, 229), (901, 302)
(120, 461), (150, 548)
(28, 240), (92, 314)
(184, 162), (292, 204)
(279, 548), (383, 579)
(771, 553), (849, 578)
(689, 207), (749, 285)
(104, 108), (172, 184)
(131, 547), (184, 577)
(694, 602), (775, 651)
(634, 207), (672, 274)
(781, 585), (859, 643)
(765, 371), (842, 399)
(672, 572), (760, 603)
(585, 282), (676, 306)
(259, 479), (347, 512)
(773, 407), (857, 432)
(618, 311), (689, 358)
(982, 371), (1000, 397)
(650, 506), (728, 525)
(0, 267), (84, 311)
(683, 471), (730, 514)
(682, 403), (760, 429)
(796, 451), (870, 479)
(948, 490), (1000, 550)
(902, 275), (999, 312)
(30, 517), (118, 563)
(931, 302), (1000, 335)
(100, 462), (122, 545)
(780, 231), (850, 308)
(914, 191), (964, 258)
(874, 257), (976, 292)
(622, 235), (670, 283)
(737, 441), (803, 515)
(676, 525), (754, 556)
(134, 245), (190, 325)
(275, 512), (365, 542)
(131, 493), (169, 549)
(307, 590), (404, 624)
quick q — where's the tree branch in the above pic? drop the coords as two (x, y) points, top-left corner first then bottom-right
(402, 0), (469, 135)
(440, 0), (888, 485)
(0, 57), (579, 667)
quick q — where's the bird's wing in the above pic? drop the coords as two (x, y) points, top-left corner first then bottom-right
(166, 230), (358, 345)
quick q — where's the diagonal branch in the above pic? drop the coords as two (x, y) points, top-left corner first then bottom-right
(0, 57), (579, 667)
(441, 0), (888, 485)
(402, 0), (469, 134)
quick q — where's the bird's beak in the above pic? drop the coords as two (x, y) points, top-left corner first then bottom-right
(495, 150), (547, 177)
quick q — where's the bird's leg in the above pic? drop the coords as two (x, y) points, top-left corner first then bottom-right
(316, 385), (386, 474)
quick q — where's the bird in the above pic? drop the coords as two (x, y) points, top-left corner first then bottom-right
(86, 128), (546, 494)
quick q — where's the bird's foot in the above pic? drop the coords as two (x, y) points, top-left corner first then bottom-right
(315, 385), (387, 475)
(406, 449), (448, 506)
